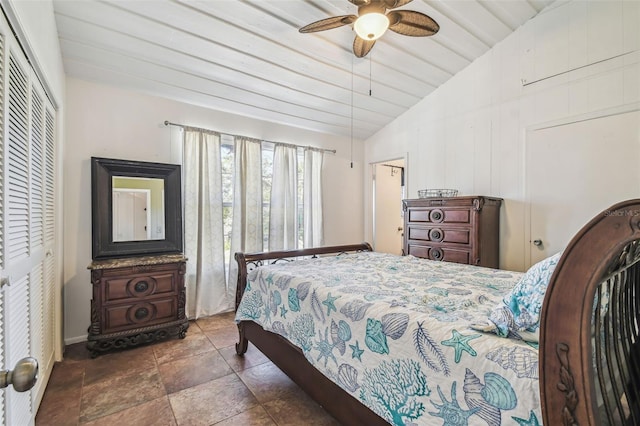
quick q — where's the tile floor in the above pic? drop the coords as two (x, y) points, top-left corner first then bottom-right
(35, 311), (340, 426)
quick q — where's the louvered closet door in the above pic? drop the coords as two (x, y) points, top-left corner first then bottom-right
(0, 9), (57, 425)
(0, 24), (5, 426)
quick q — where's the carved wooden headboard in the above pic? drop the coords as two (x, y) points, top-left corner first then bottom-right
(540, 199), (640, 425)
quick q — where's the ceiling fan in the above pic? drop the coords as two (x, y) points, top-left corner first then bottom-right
(299, 0), (439, 58)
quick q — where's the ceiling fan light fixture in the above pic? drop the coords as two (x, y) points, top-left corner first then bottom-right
(299, 0), (440, 57)
(354, 13), (389, 40)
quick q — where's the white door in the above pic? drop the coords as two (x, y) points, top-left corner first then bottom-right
(526, 110), (640, 266)
(373, 160), (405, 255)
(0, 10), (57, 425)
(113, 189), (150, 241)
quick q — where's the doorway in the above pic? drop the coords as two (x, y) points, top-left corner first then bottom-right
(113, 188), (151, 241)
(372, 159), (406, 255)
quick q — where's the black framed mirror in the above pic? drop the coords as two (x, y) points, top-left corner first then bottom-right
(91, 157), (183, 259)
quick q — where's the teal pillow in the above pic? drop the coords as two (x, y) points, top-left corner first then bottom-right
(484, 252), (562, 342)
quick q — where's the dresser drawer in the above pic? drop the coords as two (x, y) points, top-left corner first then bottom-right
(407, 208), (471, 225)
(103, 272), (177, 303)
(102, 298), (177, 334)
(407, 244), (471, 264)
(407, 226), (471, 246)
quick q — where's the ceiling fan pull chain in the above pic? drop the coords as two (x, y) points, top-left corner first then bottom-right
(350, 56), (354, 169)
(369, 52), (373, 96)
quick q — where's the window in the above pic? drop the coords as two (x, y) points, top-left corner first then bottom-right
(219, 138), (305, 268)
(220, 136), (234, 261)
(261, 142), (272, 252)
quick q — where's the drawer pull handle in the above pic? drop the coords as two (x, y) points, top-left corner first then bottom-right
(134, 307), (149, 320)
(134, 281), (149, 293)
(431, 248), (444, 261)
(429, 228), (444, 242)
(430, 209), (444, 223)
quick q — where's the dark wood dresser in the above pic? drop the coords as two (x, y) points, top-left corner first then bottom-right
(87, 254), (188, 357)
(402, 196), (502, 268)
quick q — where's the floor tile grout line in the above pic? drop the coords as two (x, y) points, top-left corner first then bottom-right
(151, 346), (181, 426)
(77, 366), (87, 425)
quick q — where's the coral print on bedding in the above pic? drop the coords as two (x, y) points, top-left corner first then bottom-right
(235, 252), (541, 426)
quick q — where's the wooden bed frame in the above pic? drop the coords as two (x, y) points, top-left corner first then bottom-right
(235, 200), (640, 425)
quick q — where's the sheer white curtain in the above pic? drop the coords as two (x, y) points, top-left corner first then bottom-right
(228, 137), (263, 301)
(183, 128), (230, 318)
(269, 144), (298, 251)
(303, 149), (324, 248)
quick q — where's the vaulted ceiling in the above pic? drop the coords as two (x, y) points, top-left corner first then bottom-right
(52, 0), (555, 140)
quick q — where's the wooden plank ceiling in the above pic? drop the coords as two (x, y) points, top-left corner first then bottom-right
(52, 0), (554, 140)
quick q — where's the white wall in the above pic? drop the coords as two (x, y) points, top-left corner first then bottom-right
(63, 78), (364, 343)
(364, 0), (640, 272)
(5, 0), (65, 100)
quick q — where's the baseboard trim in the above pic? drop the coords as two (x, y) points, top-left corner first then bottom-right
(64, 335), (88, 345)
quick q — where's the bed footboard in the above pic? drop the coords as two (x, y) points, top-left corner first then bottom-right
(233, 243), (385, 425)
(540, 200), (640, 425)
(234, 242), (372, 355)
(235, 243), (372, 316)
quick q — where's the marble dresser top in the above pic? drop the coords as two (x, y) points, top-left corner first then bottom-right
(88, 254), (186, 270)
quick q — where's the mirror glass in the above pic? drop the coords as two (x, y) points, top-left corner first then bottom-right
(92, 157), (182, 260)
(112, 177), (165, 241)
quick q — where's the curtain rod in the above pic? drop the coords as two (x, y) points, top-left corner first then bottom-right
(164, 120), (336, 154)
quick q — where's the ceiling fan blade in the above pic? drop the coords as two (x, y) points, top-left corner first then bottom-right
(383, 0), (413, 9)
(387, 10), (440, 36)
(353, 36), (376, 58)
(299, 15), (357, 33)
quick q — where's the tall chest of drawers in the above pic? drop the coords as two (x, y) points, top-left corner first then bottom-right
(402, 196), (502, 268)
(87, 254), (189, 357)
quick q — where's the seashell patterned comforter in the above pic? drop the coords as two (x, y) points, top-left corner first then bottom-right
(235, 251), (542, 425)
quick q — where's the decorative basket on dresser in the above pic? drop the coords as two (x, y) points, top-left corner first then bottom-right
(402, 196), (502, 268)
(87, 254), (189, 357)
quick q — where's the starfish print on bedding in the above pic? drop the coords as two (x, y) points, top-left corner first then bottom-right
(349, 340), (365, 361)
(315, 327), (337, 367)
(512, 410), (540, 426)
(441, 329), (481, 363)
(322, 293), (340, 316)
(280, 305), (288, 319)
(265, 274), (274, 285)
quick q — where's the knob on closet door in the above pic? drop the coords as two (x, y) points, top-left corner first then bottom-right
(0, 357), (38, 392)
